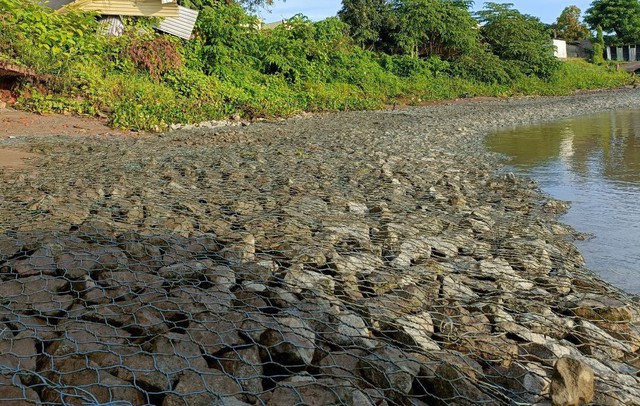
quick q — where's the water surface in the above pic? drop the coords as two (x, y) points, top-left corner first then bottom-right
(487, 110), (640, 294)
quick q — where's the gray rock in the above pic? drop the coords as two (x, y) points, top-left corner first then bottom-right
(358, 346), (420, 403)
(0, 275), (73, 317)
(322, 311), (376, 349)
(157, 258), (214, 282)
(0, 374), (41, 405)
(259, 316), (316, 367)
(432, 362), (492, 406)
(162, 369), (243, 406)
(266, 378), (357, 405)
(214, 346), (263, 397)
(486, 362), (550, 404)
(41, 357), (146, 405)
(283, 263), (335, 295)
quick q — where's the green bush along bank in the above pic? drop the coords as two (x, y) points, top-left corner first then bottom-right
(0, 0), (633, 132)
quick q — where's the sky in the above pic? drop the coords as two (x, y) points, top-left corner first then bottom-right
(260, 1), (594, 25)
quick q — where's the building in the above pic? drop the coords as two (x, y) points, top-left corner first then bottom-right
(44, 0), (199, 40)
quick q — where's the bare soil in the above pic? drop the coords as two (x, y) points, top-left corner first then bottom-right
(0, 106), (130, 169)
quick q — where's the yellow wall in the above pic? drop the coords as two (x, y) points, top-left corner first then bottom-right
(71, 0), (180, 17)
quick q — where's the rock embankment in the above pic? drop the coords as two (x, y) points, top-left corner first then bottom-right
(1, 90), (640, 405)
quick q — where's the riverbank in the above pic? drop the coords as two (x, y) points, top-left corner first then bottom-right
(1, 89), (640, 404)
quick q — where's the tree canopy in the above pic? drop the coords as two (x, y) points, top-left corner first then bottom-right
(179, 0), (276, 11)
(477, 2), (559, 78)
(552, 5), (591, 41)
(585, 0), (640, 44)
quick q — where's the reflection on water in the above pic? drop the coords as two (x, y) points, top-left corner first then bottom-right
(487, 110), (640, 294)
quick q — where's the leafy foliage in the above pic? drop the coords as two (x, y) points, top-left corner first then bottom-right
(477, 2), (560, 79)
(338, 0), (395, 50)
(391, 0), (478, 58)
(593, 25), (606, 64)
(0, 0), (631, 131)
(0, 0), (102, 71)
(552, 5), (591, 41)
(124, 35), (183, 80)
(585, 0), (640, 44)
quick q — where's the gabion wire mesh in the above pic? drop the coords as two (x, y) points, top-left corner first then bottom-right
(1, 97), (640, 406)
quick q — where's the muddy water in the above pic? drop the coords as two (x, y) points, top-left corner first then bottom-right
(487, 110), (640, 294)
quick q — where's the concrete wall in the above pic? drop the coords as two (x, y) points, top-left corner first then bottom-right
(553, 39), (568, 59)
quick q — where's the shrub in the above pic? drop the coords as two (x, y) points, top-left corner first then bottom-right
(124, 35), (183, 80)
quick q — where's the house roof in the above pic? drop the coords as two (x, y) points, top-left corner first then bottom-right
(66, 0), (180, 18)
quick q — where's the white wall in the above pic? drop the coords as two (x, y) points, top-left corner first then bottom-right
(553, 39), (568, 59)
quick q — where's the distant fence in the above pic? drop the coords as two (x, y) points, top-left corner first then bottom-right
(605, 45), (640, 61)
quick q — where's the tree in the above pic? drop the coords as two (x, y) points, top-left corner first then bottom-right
(593, 25), (606, 63)
(477, 2), (560, 78)
(180, 0), (277, 12)
(338, 0), (394, 50)
(585, 0), (640, 44)
(391, 0), (478, 58)
(552, 5), (591, 40)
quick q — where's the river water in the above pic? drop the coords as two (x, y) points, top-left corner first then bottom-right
(487, 109), (640, 295)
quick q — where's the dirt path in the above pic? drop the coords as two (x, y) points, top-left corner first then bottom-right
(0, 106), (131, 169)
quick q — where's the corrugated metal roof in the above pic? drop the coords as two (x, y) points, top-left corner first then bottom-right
(70, 0), (180, 17)
(155, 6), (199, 40)
(99, 15), (125, 36)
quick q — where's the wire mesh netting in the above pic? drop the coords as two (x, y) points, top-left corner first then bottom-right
(1, 100), (640, 405)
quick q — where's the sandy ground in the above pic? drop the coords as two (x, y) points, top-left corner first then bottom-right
(0, 106), (130, 169)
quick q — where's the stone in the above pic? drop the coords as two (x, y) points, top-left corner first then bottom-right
(440, 275), (478, 302)
(188, 311), (246, 355)
(447, 334), (519, 368)
(96, 269), (165, 298)
(358, 346), (420, 404)
(45, 320), (132, 370)
(347, 201), (369, 215)
(317, 350), (368, 383)
(503, 238), (553, 276)
(421, 237), (458, 258)
(267, 378), (359, 405)
(232, 259), (276, 284)
(9, 246), (57, 277)
(157, 259), (215, 283)
(0, 275), (73, 317)
(0, 235), (22, 262)
(519, 340), (579, 367)
(432, 362), (492, 406)
(486, 362), (550, 404)
(380, 312), (440, 352)
(171, 286), (234, 314)
(572, 319), (631, 360)
(205, 265), (237, 291)
(496, 320), (548, 345)
(222, 233), (256, 264)
(162, 369), (243, 406)
(120, 240), (164, 272)
(259, 316), (316, 367)
(214, 346), (263, 397)
(0, 330), (38, 373)
(321, 311), (376, 349)
(0, 375), (41, 405)
(389, 237), (432, 268)
(283, 263), (335, 295)
(550, 357), (594, 406)
(430, 304), (491, 341)
(561, 294), (635, 322)
(41, 357), (146, 405)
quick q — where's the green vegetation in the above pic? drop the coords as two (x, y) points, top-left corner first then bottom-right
(585, 0), (640, 45)
(552, 6), (591, 41)
(0, 0), (633, 131)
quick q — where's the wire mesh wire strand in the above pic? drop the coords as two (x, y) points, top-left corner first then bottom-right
(1, 97), (640, 405)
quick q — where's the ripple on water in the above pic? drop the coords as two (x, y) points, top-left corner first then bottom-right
(487, 109), (640, 295)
